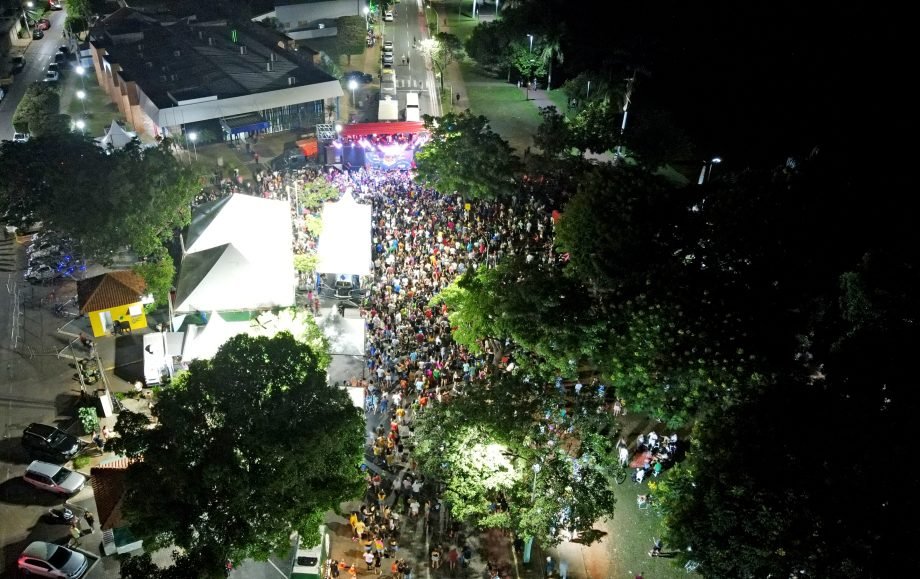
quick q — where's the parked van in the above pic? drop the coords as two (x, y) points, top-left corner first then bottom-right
(291, 525), (330, 579)
(405, 91), (420, 121)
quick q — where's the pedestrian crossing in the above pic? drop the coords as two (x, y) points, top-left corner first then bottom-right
(396, 79), (426, 89)
(0, 234), (18, 272)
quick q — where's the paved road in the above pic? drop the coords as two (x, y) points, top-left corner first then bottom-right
(378, 0), (440, 119)
(0, 8), (69, 141)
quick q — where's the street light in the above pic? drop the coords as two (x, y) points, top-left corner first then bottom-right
(22, 1), (34, 36)
(698, 156), (722, 185)
(363, 6), (369, 30)
(75, 119), (85, 134)
(76, 89), (86, 116)
(348, 79), (358, 108)
(527, 34), (534, 53)
(75, 65), (87, 93)
(188, 131), (198, 161)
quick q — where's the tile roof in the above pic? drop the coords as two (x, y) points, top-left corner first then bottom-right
(91, 458), (135, 530)
(77, 271), (148, 314)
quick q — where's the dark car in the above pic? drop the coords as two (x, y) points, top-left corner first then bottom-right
(22, 423), (81, 463)
(32, 28), (44, 39)
(11, 55), (26, 73)
(344, 70), (373, 85)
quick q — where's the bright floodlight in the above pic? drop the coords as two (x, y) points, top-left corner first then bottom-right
(75, 66), (85, 76)
(348, 79), (358, 90)
(363, 6), (369, 14)
(27, 1), (34, 7)
(189, 132), (197, 142)
(76, 90), (86, 99)
(75, 120), (85, 129)
(712, 156), (722, 164)
(335, 124), (343, 133)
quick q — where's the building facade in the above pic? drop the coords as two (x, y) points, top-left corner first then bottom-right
(89, 8), (342, 139)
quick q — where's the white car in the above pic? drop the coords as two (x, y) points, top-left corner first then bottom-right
(19, 542), (89, 578)
(45, 70), (60, 82)
(382, 52), (394, 65)
(383, 40), (394, 51)
(13, 132), (30, 142)
(23, 460), (87, 495)
(384, 11), (394, 21)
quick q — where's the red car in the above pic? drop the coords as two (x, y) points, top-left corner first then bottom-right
(35, 18), (51, 30)
(49, 1), (63, 9)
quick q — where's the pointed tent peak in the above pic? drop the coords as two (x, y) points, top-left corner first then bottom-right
(184, 194), (291, 256)
(174, 243), (249, 312)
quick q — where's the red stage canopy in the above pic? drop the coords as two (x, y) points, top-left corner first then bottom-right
(341, 121), (425, 138)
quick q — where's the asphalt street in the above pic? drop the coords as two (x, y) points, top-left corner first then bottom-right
(377, 0), (440, 119)
(0, 7), (70, 141)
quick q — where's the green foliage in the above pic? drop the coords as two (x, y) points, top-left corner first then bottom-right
(12, 83), (60, 135)
(72, 455), (91, 470)
(507, 42), (547, 81)
(336, 16), (367, 64)
(133, 246), (175, 308)
(0, 133), (199, 259)
(304, 215), (323, 237)
(464, 20), (513, 70)
(413, 373), (619, 547)
(298, 176), (340, 210)
(293, 253), (318, 274)
(415, 111), (521, 200)
(65, 0), (91, 19)
(418, 34), (465, 90)
(77, 406), (99, 435)
(113, 333), (362, 575)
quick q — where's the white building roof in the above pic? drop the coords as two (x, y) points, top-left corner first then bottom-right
(315, 190), (372, 276)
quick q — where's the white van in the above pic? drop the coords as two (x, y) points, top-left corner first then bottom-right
(405, 91), (420, 122)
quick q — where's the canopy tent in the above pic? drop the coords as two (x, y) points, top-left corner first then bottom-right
(181, 311), (254, 360)
(175, 194), (294, 313)
(340, 121), (425, 138)
(96, 120), (137, 150)
(315, 190), (372, 277)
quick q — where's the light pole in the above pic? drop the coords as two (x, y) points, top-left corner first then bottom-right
(75, 65), (87, 94)
(363, 6), (369, 30)
(527, 33), (534, 53)
(75, 119), (85, 134)
(76, 89), (86, 116)
(189, 131), (199, 161)
(698, 156), (721, 185)
(348, 79), (358, 108)
(22, 1), (34, 37)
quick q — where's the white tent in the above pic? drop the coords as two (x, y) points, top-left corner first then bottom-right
(182, 312), (253, 360)
(316, 191), (372, 276)
(175, 194), (295, 313)
(96, 120), (136, 150)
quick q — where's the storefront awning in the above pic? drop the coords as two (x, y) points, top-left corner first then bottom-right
(221, 113), (271, 135)
(341, 121), (425, 138)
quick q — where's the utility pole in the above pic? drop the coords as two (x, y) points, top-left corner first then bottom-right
(614, 71), (637, 161)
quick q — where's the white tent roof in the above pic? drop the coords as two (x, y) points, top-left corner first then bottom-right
(96, 120), (136, 149)
(182, 312), (253, 360)
(316, 191), (372, 276)
(176, 194), (295, 313)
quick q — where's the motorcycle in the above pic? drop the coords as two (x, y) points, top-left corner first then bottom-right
(44, 506), (75, 525)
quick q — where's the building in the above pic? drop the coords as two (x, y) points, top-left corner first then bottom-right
(264, 0), (366, 40)
(90, 458), (144, 556)
(88, 8), (343, 139)
(77, 270), (150, 338)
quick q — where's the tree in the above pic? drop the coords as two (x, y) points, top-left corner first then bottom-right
(110, 333), (364, 577)
(464, 20), (513, 71)
(132, 247), (174, 308)
(415, 111), (521, 200)
(412, 372), (619, 547)
(12, 82), (61, 135)
(336, 16), (366, 66)
(0, 133), (200, 258)
(417, 34), (464, 92)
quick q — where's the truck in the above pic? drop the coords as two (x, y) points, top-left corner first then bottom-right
(405, 91), (420, 122)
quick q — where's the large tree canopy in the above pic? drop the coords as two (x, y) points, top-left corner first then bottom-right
(412, 373), (619, 547)
(0, 133), (199, 257)
(415, 111), (521, 200)
(111, 333), (364, 577)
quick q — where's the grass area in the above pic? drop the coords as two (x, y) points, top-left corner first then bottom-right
(63, 77), (123, 136)
(464, 83), (541, 151)
(440, 0), (482, 43)
(606, 478), (691, 578)
(546, 89), (571, 116)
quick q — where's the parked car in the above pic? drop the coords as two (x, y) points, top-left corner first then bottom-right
(344, 70), (373, 85)
(22, 423), (81, 462)
(383, 40), (394, 51)
(44, 69), (59, 82)
(32, 28), (44, 39)
(382, 53), (394, 65)
(18, 541), (89, 578)
(11, 55), (26, 73)
(384, 11), (394, 21)
(49, 0), (64, 10)
(23, 461), (87, 495)
(35, 18), (51, 30)
(13, 132), (30, 142)
(0, 87), (4, 102)
(25, 263), (60, 282)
